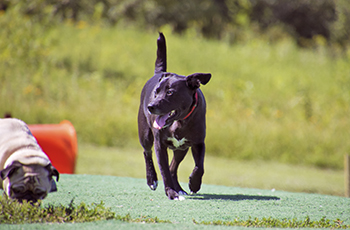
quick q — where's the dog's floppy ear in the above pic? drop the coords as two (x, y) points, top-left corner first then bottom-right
(50, 179), (57, 192)
(45, 163), (59, 182)
(45, 164), (59, 193)
(186, 73), (211, 89)
(0, 161), (23, 180)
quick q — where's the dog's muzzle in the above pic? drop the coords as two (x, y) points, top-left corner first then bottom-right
(148, 104), (177, 129)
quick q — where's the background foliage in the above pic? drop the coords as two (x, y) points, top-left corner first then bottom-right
(0, 0), (349, 170)
(1, 0), (350, 47)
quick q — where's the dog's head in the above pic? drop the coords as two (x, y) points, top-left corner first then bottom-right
(1, 161), (59, 203)
(148, 72), (211, 129)
(149, 32), (211, 129)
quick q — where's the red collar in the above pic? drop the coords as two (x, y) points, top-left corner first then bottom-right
(183, 92), (198, 120)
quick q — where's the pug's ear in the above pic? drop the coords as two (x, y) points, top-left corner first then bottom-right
(50, 179), (57, 192)
(0, 161), (23, 180)
(45, 164), (59, 182)
(45, 164), (59, 193)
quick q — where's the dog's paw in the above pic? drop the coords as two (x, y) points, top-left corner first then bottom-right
(165, 187), (181, 200)
(178, 190), (188, 196)
(189, 180), (201, 194)
(148, 181), (158, 190)
(174, 195), (186, 201)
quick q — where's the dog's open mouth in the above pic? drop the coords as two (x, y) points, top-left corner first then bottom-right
(153, 110), (176, 130)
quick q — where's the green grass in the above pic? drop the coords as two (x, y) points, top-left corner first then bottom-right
(1, 174), (349, 228)
(2, 195), (349, 228)
(195, 216), (350, 229)
(0, 195), (170, 225)
(76, 143), (344, 196)
(0, 196), (115, 224)
(1, 6), (350, 170)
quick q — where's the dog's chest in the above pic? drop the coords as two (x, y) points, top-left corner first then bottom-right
(166, 135), (188, 150)
(165, 122), (189, 150)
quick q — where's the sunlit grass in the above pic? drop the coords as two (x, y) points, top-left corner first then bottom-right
(2, 194), (348, 228)
(195, 216), (350, 229)
(76, 144), (344, 196)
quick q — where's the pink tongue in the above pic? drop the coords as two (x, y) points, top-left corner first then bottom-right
(153, 114), (170, 130)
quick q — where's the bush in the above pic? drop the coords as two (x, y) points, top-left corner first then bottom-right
(2, 0), (350, 48)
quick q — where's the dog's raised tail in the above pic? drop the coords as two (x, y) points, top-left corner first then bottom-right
(155, 32), (167, 74)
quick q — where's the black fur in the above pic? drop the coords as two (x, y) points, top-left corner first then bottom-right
(138, 33), (211, 199)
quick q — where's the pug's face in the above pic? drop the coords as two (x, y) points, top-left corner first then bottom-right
(1, 161), (59, 202)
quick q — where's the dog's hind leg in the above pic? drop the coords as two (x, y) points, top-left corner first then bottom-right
(169, 149), (189, 195)
(189, 143), (205, 194)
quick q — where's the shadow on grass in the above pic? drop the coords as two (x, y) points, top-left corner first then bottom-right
(188, 193), (280, 201)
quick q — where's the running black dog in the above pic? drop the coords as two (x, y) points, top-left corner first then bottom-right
(138, 33), (211, 200)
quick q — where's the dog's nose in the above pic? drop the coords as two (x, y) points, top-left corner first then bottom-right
(148, 104), (155, 113)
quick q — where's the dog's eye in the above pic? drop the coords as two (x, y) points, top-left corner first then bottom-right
(166, 90), (173, 96)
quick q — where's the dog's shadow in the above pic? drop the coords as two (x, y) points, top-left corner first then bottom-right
(188, 193), (280, 201)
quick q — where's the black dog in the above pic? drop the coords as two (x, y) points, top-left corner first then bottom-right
(138, 33), (211, 200)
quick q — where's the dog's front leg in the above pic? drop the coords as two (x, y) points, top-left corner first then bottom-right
(143, 150), (158, 190)
(154, 140), (179, 200)
(189, 143), (205, 194)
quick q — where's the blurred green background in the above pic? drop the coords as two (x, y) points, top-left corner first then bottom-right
(0, 0), (349, 176)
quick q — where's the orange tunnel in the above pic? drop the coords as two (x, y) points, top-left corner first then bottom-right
(28, 120), (78, 174)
